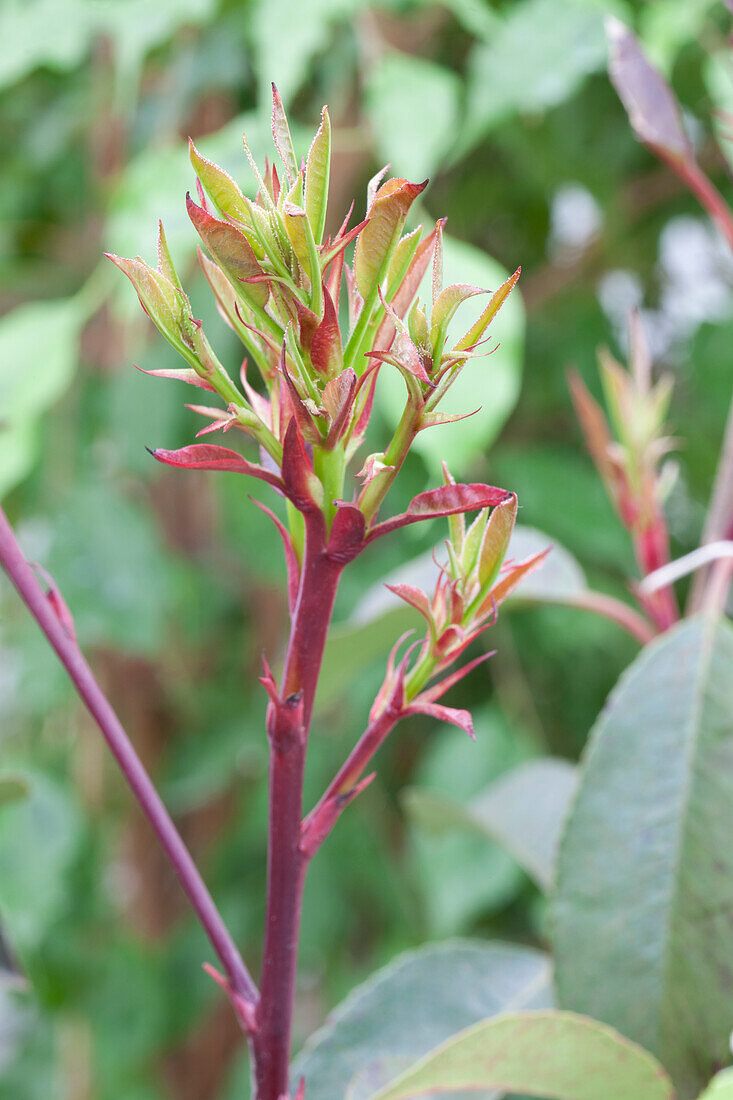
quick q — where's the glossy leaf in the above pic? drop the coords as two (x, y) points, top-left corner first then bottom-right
(367, 483), (512, 543)
(368, 1010), (674, 1100)
(554, 617), (733, 1098)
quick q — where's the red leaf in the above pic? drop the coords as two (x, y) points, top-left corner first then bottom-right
(251, 500), (300, 613)
(326, 504), (365, 564)
(385, 583), (433, 626)
(150, 444), (284, 492)
(186, 194), (268, 308)
(280, 418), (319, 512)
(405, 699), (476, 739)
(135, 366), (216, 393)
(323, 368), (357, 447)
(310, 287), (343, 377)
(367, 483), (513, 543)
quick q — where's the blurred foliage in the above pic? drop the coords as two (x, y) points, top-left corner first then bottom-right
(0, 0), (731, 1096)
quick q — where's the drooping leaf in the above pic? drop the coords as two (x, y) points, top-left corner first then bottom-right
(293, 941), (553, 1100)
(367, 482), (512, 543)
(554, 616), (733, 1098)
(368, 1010), (674, 1100)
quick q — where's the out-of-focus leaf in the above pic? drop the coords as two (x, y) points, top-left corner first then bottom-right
(0, 772), (82, 959)
(42, 480), (179, 653)
(554, 617), (733, 1099)
(408, 712), (530, 935)
(365, 54), (461, 181)
(698, 1069), (733, 1099)
(368, 1010), (674, 1100)
(638, 0), (717, 73)
(293, 940), (553, 1100)
(705, 50), (733, 174)
(461, 0), (621, 155)
(377, 234), (524, 475)
(0, 0), (216, 91)
(0, 298), (83, 497)
(606, 17), (693, 163)
(404, 757), (578, 892)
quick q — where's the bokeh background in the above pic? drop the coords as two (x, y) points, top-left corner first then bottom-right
(1, 0), (732, 1096)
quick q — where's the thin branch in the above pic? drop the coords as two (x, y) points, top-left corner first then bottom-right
(640, 540), (733, 593)
(561, 590), (656, 645)
(0, 506), (258, 1012)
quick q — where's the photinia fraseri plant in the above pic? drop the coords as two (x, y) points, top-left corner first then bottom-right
(0, 88), (540, 1100)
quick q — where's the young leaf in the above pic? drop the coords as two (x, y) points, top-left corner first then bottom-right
(150, 444), (284, 492)
(367, 483), (513, 543)
(606, 18), (693, 164)
(186, 195), (269, 309)
(188, 139), (251, 223)
(368, 1010), (673, 1100)
(354, 179), (428, 301)
(271, 83), (299, 186)
(554, 617), (733, 1098)
(305, 105), (331, 245)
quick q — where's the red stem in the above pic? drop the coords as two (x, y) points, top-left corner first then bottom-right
(634, 513), (678, 631)
(668, 156), (733, 253)
(0, 506), (257, 1011)
(253, 511), (343, 1100)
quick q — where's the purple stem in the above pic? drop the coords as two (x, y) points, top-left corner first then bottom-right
(0, 505), (258, 1010)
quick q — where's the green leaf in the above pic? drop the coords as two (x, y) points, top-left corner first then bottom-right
(377, 234), (524, 476)
(461, 0), (620, 155)
(554, 617), (733, 1098)
(365, 53), (461, 181)
(368, 1010), (674, 1100)
(0, 772), (82, 958)
(305, 106), (331, 245)
(404, 757), (578, 892)
(293, 941), (553, 1100)
(0, 773), (31, 808)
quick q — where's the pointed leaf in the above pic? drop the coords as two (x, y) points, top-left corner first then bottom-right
(453, 267), (520, 353)
(271, 83), (298, 186)
(327, 504), (366, 564)
(607, 18), (693, 164)
(554, 617), (733, 1098)
(477, 493), (517, 590)
(189, 139), (251, 224)
(310, 288), (343, 377)
(355, 179), (428, 301)
(368, 483), (512, 543)
(430, 284), (485, 345)
(305, 105), (331, 245)
(186, 195), (269, 308)
(150, 443), (284, 492)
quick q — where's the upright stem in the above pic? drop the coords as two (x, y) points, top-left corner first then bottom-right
(0, 507), (257, 1010)
(253, 511), (343, 1100)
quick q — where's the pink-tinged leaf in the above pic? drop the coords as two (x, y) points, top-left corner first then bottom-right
(252, 500), (300, 612)
(419, 408), (481, 430)
(607, 18), (693, 163)
(419, 652), (494, 704)
(105, 253), (182, 335)
(374, 220), (443, 352)
(271, 83), (298, 186)
(305, 105), (331, 245)
(386, 583), (434, 626)
(135, 365), (216, 393)
(405, 698), (476, 739)
(323, 368), (357, 447)
(279, 349), (321, 445)
(351, 364), (381, 445)
(354, 178), (428, 300)
(432, 217), (444, 306)
(453, 267), (521, 353)
(294, 298), (320, 352)
(356, 450), (393, 486)
(483, 548), (551, 610)
(367, 483), (513, 543)
(478, 493), (518, 590)
(280, 418), (320, 512)
(430, 284), (485, 344)
(202, 964), (257, 1035)
(345, 265), (363, 330)
(197, 249), (253, 342)
(239, 360), (273, 428)
(310, 287), (343, 377)
(189, 138), (251, 224)
(187, 195), (269, 308)
(327, 504), (366, 564)
(567, 369), (616, 488)
(150, 444), (285, 492)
